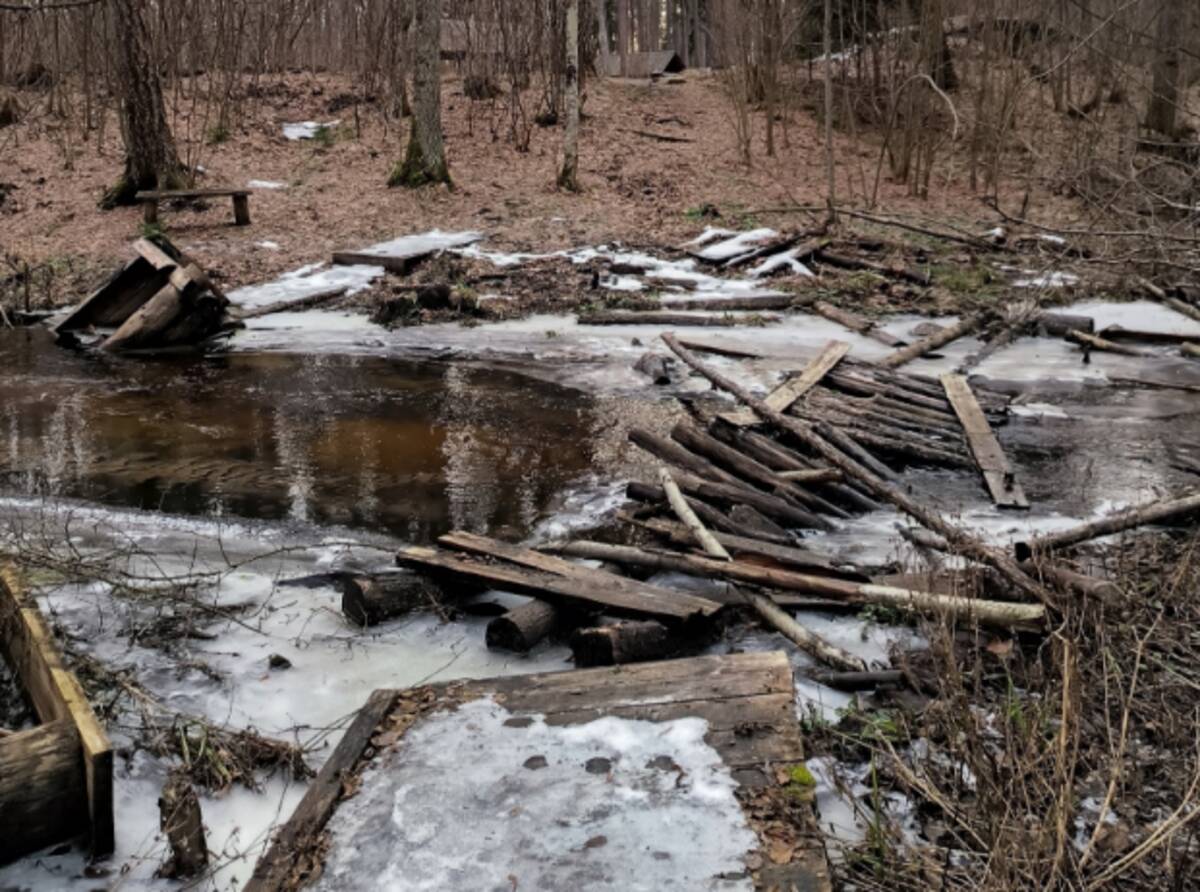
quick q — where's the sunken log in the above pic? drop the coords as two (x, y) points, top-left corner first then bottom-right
(571, 620), (678, 667)
(661, 333), (1055, 606)
(1015, 490), (1200, 560)
(626, 481), (794, 546)
(549, 541), (1045, 627)
(1036, 313), (1094, 336)
(158, 770), (208, 879)
(486, 600), (561, 652)
(880, 314), (986, 368)
(633, 352), (672, 384)
(340, 573), (435, 626)
(0, 720), (88, 864)
(1065, 329), (1146, 357)
(672, 423), (845, 521)
(577, 311), (782, 327)
(628, 428), (742, 486)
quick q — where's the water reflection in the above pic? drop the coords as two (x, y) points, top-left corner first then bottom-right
(0, 329), (602, 542)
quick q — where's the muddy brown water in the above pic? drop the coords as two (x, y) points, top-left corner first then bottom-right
(0, 328), (650, 542)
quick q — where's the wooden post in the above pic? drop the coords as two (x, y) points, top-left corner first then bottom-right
(158, 770), (208, 878)
(142, 199), (158, 225)
(232, 193), (251, 226)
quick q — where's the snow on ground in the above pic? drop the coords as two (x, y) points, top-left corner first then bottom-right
(314, 698), (759, 891)
(247, 179), (286, 190)
(281, 120), (340, 140)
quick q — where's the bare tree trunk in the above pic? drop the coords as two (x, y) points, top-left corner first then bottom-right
(921, 0), (956, 90)
(102, 0), (184, 209)
(388, 0), (449, 187)
(559, 0), (581, 190)
(617, 0), (631, 75)
(1147, 0), (1184, 136)
(822, 0), (835, 220)
(594, 0), (612, 75)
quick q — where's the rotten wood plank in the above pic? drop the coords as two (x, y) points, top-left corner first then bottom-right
(722, 339), (850, 426)
(940, 374), (1028, 509)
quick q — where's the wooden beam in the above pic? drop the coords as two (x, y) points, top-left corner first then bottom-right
(940, 374), (1029, 509)
(0, 567), (113, 857)
(722, 339), (850, 426)
(0, 720), (88, 864)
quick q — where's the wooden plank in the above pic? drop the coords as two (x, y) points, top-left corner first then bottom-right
(332, 250), (429, 275)
(941, 374), (1029, 509)
(723, 340), (850, 426)
(135, 188), (252, 199)
(245, 689), (398, 892)
(0, 566), (114, 857)
(53, 257), (173, 333)
(395, 544), (722, 621)
(0, 719), (88, 864)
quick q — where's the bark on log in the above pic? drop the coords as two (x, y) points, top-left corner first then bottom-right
(570, 621), (678, 667)
(626, 481), (793, 545)
(340, 573), (436, 626)
(100, 282), (185, 352)
(550, 540), (1044, 627)
(628, 428), (742, 486)
(1036, 313), (1094, 336)
(659, 295), (799, 311)
(1065, 329), (1146, 357)
(728, 504), (790, 540)
(578, 311), (781, 327)
(812, 669), (906, 690)
(672, 471), (830, 530)
(1016, 490), (1200, 559)
(661, 333), (1055, 607)
(486, 599), (562, 652)
(1183, 343), (1200, 359)
(658, 466), (726, 557)
(880, 314), (986, 368)
(809, 300), (905, 347)
(158, 770), (208, 879)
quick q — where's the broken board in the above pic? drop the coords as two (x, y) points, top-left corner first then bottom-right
(722, 339), (850, 427)
(941, 374), (1029, 509)
(245, 651), (829, 892)
(0, 566), (114, 863)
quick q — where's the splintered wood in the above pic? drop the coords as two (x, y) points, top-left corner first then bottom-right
(246, 653), (830, 892)
(941, 374), (1029, 509)
(722, 339), (850, 427)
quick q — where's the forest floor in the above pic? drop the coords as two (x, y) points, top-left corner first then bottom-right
(0, 68), (1087, 310)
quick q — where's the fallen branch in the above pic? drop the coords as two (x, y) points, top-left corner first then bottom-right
(880, 314), (987, 368)
(1016, 490), (1200, 559)
(231, 286), (349, 321)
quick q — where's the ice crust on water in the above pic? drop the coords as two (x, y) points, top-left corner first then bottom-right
(314, 697), (759, 892)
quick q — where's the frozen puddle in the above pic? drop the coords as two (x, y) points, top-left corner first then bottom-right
(314, 698), (758, 892)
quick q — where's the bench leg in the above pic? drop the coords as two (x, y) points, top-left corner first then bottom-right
(232, 195), (250, 226)
(142, 201), (158, 226)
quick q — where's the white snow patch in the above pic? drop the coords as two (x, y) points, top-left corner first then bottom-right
(1014, 270), (1079, 288)
(693, 228), (779, 262)
(255, 240), (281, 250)
(748, 248), (814, 279)
(283, 120), (340, 140)
(684, 226), (737, 247)
(248, 179), (287, 190)
(314, 698), (758, 891)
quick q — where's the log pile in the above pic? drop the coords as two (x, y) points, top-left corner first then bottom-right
(55, 237), (237, 354)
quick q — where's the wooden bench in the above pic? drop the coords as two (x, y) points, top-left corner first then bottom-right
(135, 188), (252, 226)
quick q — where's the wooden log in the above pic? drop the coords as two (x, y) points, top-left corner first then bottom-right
(1036, 313), (1094, 336)
(880, 314), (986, 368)
(571, 621), (678, 667)
(777, 468), (842, 484)
(158, 770), (208, 878)
(1029, 563), (1121, 605)
(340, 574), (437, 626)
(824, 371), (962, 419)
(99, 282), (185, 351)
(1065, 329), (1146, 357)
(332, 250), (431, 275)
(660, 333), (1055, 607)
(633, 352), (672, 384)
(577, 311), (781, 327)
(1015, 490), (1200, 559)
(673, 471), (830, 530)
(728, 505), (791, 539)
(0, 720), (88, 864)
(809, 300), (905, 347)
(1165, 297), (1200, 324)
(628, 428), (742, 486)
(941, 374), (1030, 509)
(232, 286), (349, 320)
(812, 669), (906, 690)
(672, 423), (843, 523)
(626, 481), (794, 546)
(395, 544), (720, 621)
(654, 475), (866, 672)
(486, 600), (562, 652)
(676, 338), (763, 359)
(627, 515), (866, 581)
(658, 295), (799, 311)
(550, 541), (1045, 627)
(1182, 343), (1200, 359)
(814, 248), (932, 286)
(804, 417), (899, 481)
(55, 257), (174, 332)
(799, 407), (974, 469)
(721, 339), (850, 426)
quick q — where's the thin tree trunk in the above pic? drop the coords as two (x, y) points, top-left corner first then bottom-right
(559, 0), (581, 191)
(822, 0), (835, 220)
(618, 0), (631, 75)
(1147, 0), (1184, 136)
(595, 0), (612, 75)
(389, 0), (449, 187)
(102, 0), (184, 209)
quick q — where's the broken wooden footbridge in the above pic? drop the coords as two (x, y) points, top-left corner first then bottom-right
(0, 567), (113, 865)
(246, 652), (828, 892)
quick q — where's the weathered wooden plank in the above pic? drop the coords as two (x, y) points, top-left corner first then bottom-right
(332, 250), (431, 275)
(941, 374), (1029, 509)
(245, 689), (398, 892)
(723, 340), (850, 427)
(54, 257), (173, 333)
(0, 719), (88, 865)
(395, 544), (722, 621)
(0, 566), (114, 857)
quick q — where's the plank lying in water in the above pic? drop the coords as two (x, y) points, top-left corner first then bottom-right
(577, 311), (782, 327)
(941, 374), (1029, 509)
(246, 652), (830, 892)
(395, 541), (722, 621)
(723, 339), (850, 427)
